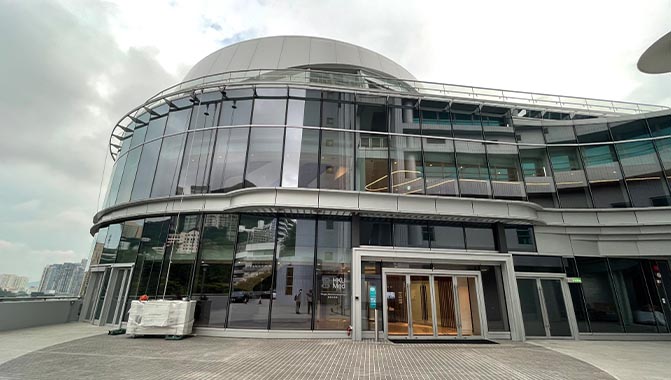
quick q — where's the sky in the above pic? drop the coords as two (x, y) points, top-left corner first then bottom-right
(0, 0), (669, 281)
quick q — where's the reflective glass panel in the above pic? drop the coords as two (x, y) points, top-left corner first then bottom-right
(420, 107), (451, 138)
(321, 99), (354, 129)
(145, 113), (168, 142)
(390, 135), (424, 194)
(430, 223), (465, 249)
(100, 223), (121, 264)
(575, 257), (624, 333)
(315, 219), (351, 330)
(456, 141), (491, 198)
(271, 218), (315, 330)
(104, 155), (126, 208)
(548, 147), (592, 208)
(616, 141), (671, 207)
(423, 138), (458, 196)
(164, 108), (192, 135)
(487, 144), (525, 199)
(505, 226), (536, 252)
(357, 133), (389, 193)
(360, 219), (392, 246)
(320, 130), (354, 190)
(228, 215), (276, 329)
(245, 127), (284, 188)
(252, 98), (287, 125)
(481, 266), (509, 331)
(176, 130), (216, 195)
(464, 225), (495, 250)
(610, 119), (650, 140)
(543, 124), (576, 144)
(163, 215), (201, 298)
(580, 145), (629, 208)
(131, 140), (161, 202)
(389, 100), (420, 134)
(151, 134), (187, 197)
(115, 147), (142, 204)
(286, 99), (320, 127)
(132, 216), (172, 299)
(357, 103), (387, 132)
(193, 214), (238, 327)
(609, 259), (659, 333)
(130, 125), (147, 149)
(386, 275), (409, 336)
(209, 128), (249, 193)
(519, 147), (557, 207)
(518, 278), (545, 336)
(282, 128), (319, 188)
(393, 222), (429, 248)
(575, 122), (611, 143)
(116, 219), (144, 264)
(220, 99), (252, 126)
(189, 102), (221, 130)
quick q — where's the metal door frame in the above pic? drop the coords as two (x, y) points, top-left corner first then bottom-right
(80, 267), (106, 322)
(516, 272), (579, 340)
(382, 268), (488, 340)
(86, 264), (134, 326)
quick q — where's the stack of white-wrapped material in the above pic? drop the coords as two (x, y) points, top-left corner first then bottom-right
(126, 300), (197, 337)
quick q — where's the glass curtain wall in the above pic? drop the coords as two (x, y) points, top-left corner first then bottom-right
(315, 219), (351, 330)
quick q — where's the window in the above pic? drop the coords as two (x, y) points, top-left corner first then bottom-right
(130, 140), (161, 201)
(580, 145), (629, 208)
(616, 141), (671, 207)
(393, 222), (429, 248)
(575, 122), (611, 143)
(131, 216), (172, 299)
(282, 128), (320, 188)
(360, 219), (392, 246)
(389, 136), (424, 194)
(189, 102), (221, 130)
(430, 223), (465, 249)
(575, 257), (624, 333)
(192, 214), (238, 327)
(176, 130), (215, 195)
(162, 215), (201, 299)
(116, 219), (144, 264)
(321, 95), (354, 129)
(271, 218), (315, 330)
(115, 148), (142, 204)
(548, 147), (592, 208)
(315, 219), (351, 330)
(252, 98), (287, 125)
(356, 101), (386, 132)
(286, 99), (320, 127)
(505, 226), (536, 252)
(220, 99), (252, 126)
(320, 130), (355, 190)
(227, 215), (276, 329)
(519, 147), (557, 207)
(244, 127), (284, 188)
(423, 138), (458, 196)
(164, 108), (192, 135)
(357, 133), (389, 192)
(464, 225), (495, 250)
(456, 142), (491, 198)
(151, 134), (187, 197)
(104, 155), (126, 208)
(209, 128), (249, 193)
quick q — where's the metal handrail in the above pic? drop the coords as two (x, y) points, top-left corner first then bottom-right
(0, 296), (80, 302)
(108, 68), (670, 160)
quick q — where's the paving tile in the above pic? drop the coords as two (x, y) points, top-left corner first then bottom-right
(0, 336), (615, 380)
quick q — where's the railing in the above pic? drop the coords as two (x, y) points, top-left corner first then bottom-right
(0, 297), (82, 331)
(109, 68), (670, 159)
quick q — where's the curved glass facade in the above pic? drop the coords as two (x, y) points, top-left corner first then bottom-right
(103, 86), (671, 210)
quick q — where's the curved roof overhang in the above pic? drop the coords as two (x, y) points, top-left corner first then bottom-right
(638, 31), (671, 74)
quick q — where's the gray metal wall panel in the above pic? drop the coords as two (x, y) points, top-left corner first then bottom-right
(185, 51), (221, 81)
(277, 36), (311, 69)
(357, 47), (384, 74)
(309, 37), (337, 66)
(227, 39), (259, 71)
(335, 41), (362, 67)
(249, 37), (284, 70)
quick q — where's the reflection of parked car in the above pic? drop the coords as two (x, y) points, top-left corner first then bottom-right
(259, 290), (277, 299)
(230, 291), (249, 303)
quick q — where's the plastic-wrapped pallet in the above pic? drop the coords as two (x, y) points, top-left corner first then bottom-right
(126, 300), (197, 337)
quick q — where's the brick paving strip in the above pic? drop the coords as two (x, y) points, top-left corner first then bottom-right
(0, 335), (615, 380)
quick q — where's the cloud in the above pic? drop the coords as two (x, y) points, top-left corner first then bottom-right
(0, 240), (82, 280)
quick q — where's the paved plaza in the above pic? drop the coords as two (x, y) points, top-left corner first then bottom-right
(0, 333), (617, 380)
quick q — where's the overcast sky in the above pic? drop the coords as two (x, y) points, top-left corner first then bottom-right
(1, 0), (669, 281)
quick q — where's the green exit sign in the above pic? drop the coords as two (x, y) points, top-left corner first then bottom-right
(567, 277), (582, 284)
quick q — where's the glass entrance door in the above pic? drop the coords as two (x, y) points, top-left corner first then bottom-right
(518, 277), (573, 338)
(384, 272), (484, 339)
(84, 265), (133, 326)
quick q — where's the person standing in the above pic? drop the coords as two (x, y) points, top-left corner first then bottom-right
(294, 289), (303, 314)
(307, 289), (313, 315)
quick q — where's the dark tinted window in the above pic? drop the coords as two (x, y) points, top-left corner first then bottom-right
(244, 127), (284, 187)
(360, 219), (392, 246)
(209, 128), (248, 193)
(464, 225), (495, 250)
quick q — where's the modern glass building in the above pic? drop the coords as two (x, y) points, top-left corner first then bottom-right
(82, 36), (671, 341)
